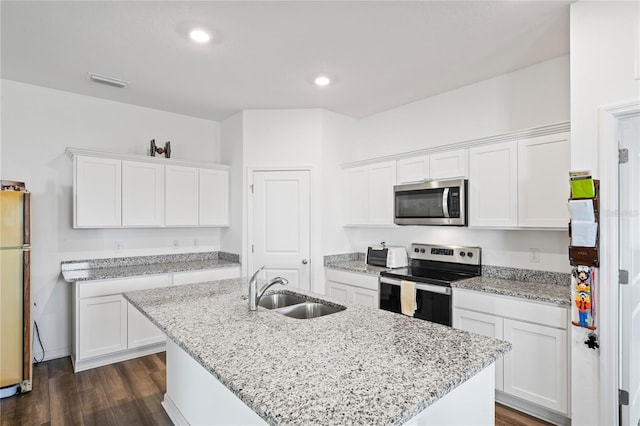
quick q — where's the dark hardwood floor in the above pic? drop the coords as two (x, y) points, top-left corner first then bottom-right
(1, 353), (551, 425)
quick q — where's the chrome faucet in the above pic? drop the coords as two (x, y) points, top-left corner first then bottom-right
(248, 266), (289, 311)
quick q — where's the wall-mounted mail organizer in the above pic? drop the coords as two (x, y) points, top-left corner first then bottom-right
(568, 178), (600, 335)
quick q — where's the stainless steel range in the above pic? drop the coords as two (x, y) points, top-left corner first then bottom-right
(379, 243), (481, 326)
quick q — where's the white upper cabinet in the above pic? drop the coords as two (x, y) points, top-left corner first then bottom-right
(74, 156), (122, 228)
(122, 161), (164, 227)
(396, 155), (429, 184)
(165, 165), (199, 226)
(469, 141), (519, 227)
(517, 133), (570, 228)
(469, 132), (570, 229)
(343, 161), (396, 226)
(199, 169), (229, 226)
(429, 149), (468, 179)
(68, 148), (229, 228)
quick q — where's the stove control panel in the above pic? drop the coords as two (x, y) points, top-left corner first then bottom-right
(410, 243), (481, 266)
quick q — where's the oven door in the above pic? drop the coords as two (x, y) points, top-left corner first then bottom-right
(378, 276), (452, 326)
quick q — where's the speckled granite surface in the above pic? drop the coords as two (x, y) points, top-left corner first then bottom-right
(453, 276), (571, 306)
(61, 251), (240, 282)
(323, 253), (389, 275)
(482, 265), (570, 286)
(125, 279), (511, 426)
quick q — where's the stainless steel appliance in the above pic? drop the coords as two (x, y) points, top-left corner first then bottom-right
(379, 243), (481, 326)
(393, 178), (467, 226)
(0, 181), (32, 398)
(366, 245), (408, 268)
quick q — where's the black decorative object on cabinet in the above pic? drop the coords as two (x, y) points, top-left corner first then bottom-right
(150, 139), (171, 158)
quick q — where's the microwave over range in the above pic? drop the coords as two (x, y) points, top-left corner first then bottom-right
(394, 178), (468, 226)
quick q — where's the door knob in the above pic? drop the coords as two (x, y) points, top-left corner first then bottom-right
(302, 259), (308, 264)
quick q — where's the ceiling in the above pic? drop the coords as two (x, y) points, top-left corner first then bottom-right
(0, 1), (571, 122)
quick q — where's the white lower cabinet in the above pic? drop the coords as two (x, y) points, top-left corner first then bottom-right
(453, 289), (569, 418)
(324, 269), (378, 309)
(72, 266), (240, 372)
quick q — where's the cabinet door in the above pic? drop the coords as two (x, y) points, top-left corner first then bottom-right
(518, 133), (570, 228)
(325, 281), (350, 302)
(343, 166), (369, 225)
(75, 156), (121, 228)
(165, 165), (199, 226)
(122, 161), (164, 227)
(503, 319), (568, 414)
(199, 169), (229, 226)
(352, 287), (378, 308)
(453, 308), (505, 391)
(397, 156), (430, 184)
(430, 149), (468, 179)
(78, 294), (127, 359)
(369, 161), (396, 225)
(469, 141), (518, 227)
(127, 303), (165, 349)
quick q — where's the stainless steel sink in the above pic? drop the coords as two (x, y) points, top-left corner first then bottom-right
(258, 292), (307, 309)
(275, 302), (346, 319)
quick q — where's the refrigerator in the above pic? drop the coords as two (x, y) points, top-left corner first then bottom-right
(0, 180), (32, 397)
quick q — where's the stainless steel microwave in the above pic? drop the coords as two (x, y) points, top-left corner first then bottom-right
(393, 178), (468, 226)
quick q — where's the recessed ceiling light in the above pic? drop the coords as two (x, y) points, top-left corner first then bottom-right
(88, 72), (129, 88)
(314, 75), (331, 87)
(189, 29), (211, 43)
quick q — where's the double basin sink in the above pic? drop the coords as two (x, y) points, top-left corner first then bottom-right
(258, 291), (346, 319)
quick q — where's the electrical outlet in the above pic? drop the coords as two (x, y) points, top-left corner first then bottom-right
(173, 240), (179, 249)
(193, 238), (199, 248)
(529, 248), (540, 263)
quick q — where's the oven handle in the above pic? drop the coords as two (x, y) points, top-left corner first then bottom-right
(442, 187), (450, 218)
(379, 277), (452, 295)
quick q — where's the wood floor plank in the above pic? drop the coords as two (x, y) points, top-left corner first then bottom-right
(2, 353), (547, 426)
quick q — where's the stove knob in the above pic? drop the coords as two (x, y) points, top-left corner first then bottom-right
(459, 251), (466, 257)
(414, 248), (420, 253)
(420, 248), (426, 253)
(467, 252), (474, 258)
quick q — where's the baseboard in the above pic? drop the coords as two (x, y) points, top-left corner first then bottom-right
(72, 342), (166, 372)
(496, 391), (571, 426)
(162, 393), (189, 426)
(33, 346), (71, 363)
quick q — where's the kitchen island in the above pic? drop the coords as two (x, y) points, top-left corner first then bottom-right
(125, 278), (511, 425)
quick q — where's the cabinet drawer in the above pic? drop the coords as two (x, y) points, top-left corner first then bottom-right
(172, 267), (241, 286)
(452, 289), (567, 329)
(78, 275), (170, 299)
(325, 268), (379, 291)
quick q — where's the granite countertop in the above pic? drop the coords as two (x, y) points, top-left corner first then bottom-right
(61, 251), (240, 282)
(324, 253), (570, 306)
(125, 278), (510, 426)
(452, 276), (571, 306)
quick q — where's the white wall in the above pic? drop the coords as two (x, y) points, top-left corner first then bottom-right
(220, 111), (244, 262)
(336, 56), (571, 273)
(569, 2), (640, 425)
(344, 55), (570, 162)
(0, 79), (222, 360)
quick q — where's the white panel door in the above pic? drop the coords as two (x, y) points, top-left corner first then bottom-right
(122, 160), (164, 227)
(325, 281), (350, 302)
(251, 170), (310, 290)
(127, 303), (165, 349)
(343, 166), (369, 225)
(518, 133), (570, 228)
(75, 156), (121, 227)
(368, 161), (396, 225)
(620, 114), (640, 426)
(430, 149), (468, 179)
(397, 155), (430, 184)
(503, 319), (568, 413)
(78, 295), (127, 359)
(453, 308), (505, 391)
(199, 169), (229, 226)
(469, 141), (518, 227)
(165, 165), (199, 226)
(352, 287), (378, 308)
